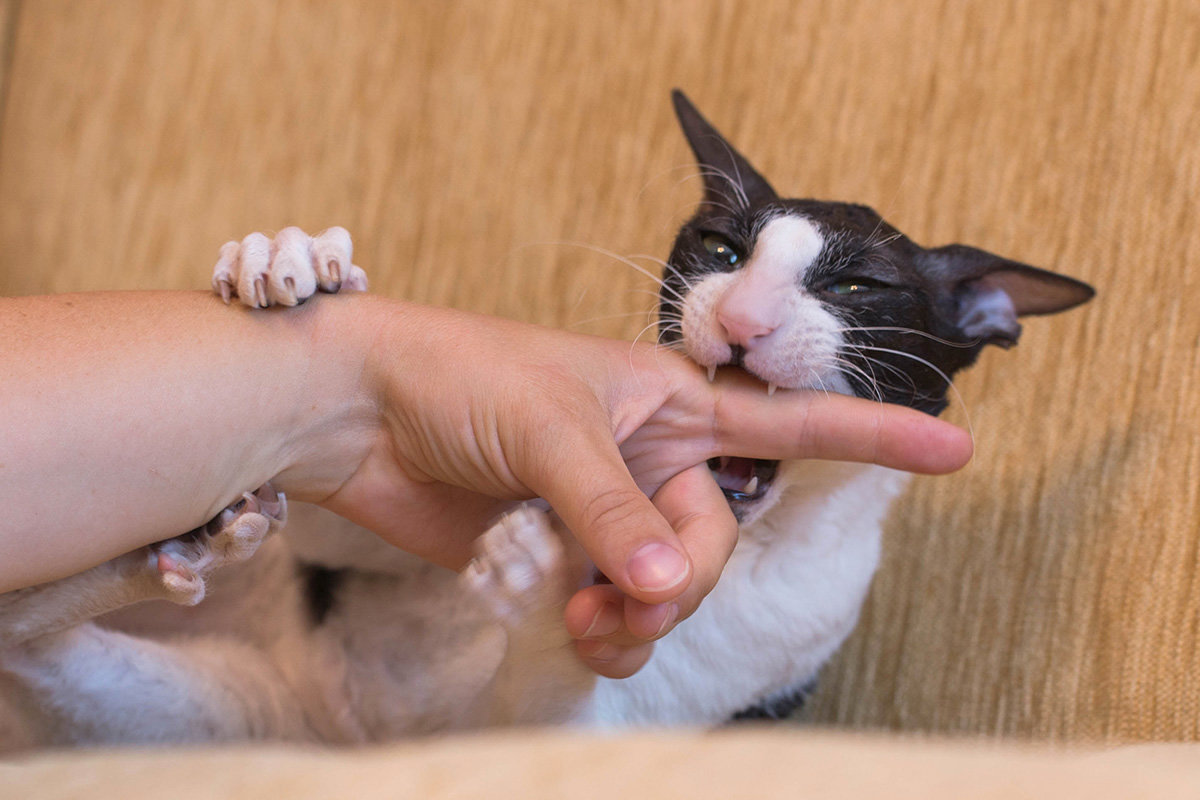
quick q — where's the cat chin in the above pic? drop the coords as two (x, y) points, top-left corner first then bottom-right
(727, 484), (784, 527)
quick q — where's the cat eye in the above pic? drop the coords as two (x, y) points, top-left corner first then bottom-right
(827, 278), (889, 295)
(701, 234), (740, 267)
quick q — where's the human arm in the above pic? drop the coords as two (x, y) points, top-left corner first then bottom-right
(0, 290), (971, 672)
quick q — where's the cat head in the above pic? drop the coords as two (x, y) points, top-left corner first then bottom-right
(660, 90), (1094, 512)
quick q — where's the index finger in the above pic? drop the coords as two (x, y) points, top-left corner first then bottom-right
(706, 374), (973, 474)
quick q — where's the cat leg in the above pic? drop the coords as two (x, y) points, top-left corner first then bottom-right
(0, 485), (307, 746)
(461, 505), (596, 726)
(0, 484), (285, 646)
(2, 625), (311, 746)
(212, 226), (368, 308)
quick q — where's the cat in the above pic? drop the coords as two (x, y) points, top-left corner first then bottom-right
(0, 91), (1093, 748)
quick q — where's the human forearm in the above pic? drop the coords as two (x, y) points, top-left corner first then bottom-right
(0, 285), (972, 671)
(0, 290), (378, 591)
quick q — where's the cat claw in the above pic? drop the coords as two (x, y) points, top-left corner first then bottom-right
(150, 484), (287, 606)
(212, 226), (368, 308)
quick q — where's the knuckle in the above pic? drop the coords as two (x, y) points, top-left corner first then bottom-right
(578, 485), (646, 535)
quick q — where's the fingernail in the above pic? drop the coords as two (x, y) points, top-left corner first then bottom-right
(653, 603), (679, 639)
(581, 601), (623, 639)
(577, 640), (617, 662)
(627, 543), (689, 593)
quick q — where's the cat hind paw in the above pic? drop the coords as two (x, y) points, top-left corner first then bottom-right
(151, 484), (287, 605)
(212, 226), (368, 308)
(462, 505), (568, 625)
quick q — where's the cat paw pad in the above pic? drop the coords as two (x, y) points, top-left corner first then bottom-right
(212, 226), (368, 308)
(150, 484), (286, 605)
(203, 483), (287, 561)
(462, 505), (566, 624)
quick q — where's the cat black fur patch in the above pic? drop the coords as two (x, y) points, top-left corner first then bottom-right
(661, 92), (1094, 418)
(729, 680), (817, 723)
(298, 562), (347, 626)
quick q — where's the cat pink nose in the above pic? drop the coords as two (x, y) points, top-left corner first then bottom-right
(716, 309), (779, 349)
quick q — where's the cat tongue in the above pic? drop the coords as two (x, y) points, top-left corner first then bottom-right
(709, 456), (755, 491)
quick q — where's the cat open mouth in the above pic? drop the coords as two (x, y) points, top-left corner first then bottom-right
(708, 456), (779, 505)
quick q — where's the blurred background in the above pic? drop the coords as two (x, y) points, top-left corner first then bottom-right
(0, 1), (1196, 742)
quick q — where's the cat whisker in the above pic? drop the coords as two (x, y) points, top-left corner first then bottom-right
(538, 241), (693, 306)
(841, 344), (975, 440)
(836, 326), (981, 348)
(568, 309), (665, 330)
(840, 352), (920, 401)
(632, 318), (668, 346)
(812, 370), (833, 400)
(831, 356), (886, 404)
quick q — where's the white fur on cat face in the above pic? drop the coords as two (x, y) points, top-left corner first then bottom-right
(679, 214), (854, 397)
(676, 213), (858, 526)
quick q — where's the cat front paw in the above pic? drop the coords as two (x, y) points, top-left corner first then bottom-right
(461, 505), (569, 627)
(152, 484), (287, 605)
(212, 226), (368, 308)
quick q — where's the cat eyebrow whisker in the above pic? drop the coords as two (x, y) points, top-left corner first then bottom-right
(638, 161), (741, 204)
(664, 197), (744, 223)
(674, 169), (747, 215)
(867, 231), (904, 250)
(693, 159), (750, 210)
(858, 215), (895, 253)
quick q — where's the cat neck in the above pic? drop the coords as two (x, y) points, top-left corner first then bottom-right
(739, 461), (912, 549)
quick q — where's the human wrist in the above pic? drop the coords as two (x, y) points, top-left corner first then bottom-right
(266, 292), (389, 504)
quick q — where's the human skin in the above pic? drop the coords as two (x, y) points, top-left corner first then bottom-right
(0, 290), (972, 675)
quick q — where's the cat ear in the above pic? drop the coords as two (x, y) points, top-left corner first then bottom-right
(925, 244), (1095, 348)
(672, 89), (778, 210)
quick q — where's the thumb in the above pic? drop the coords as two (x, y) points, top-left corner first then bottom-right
(530, 425), (694, 606)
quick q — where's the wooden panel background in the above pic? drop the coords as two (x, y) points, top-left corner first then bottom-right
(0, 1), (1196, 742)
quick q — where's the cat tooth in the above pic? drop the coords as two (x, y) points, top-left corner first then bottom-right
(742, 475), (759, 495)
(707, 365), (717, 383)
(767, 383), (778, 397)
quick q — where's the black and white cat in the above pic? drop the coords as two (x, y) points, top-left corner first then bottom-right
(0, 92), (1093, 748)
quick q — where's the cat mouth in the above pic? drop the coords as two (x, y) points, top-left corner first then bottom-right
(707, 456), (779, 506)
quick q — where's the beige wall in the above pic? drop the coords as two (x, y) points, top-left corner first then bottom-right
(1, 1), (1196, 742)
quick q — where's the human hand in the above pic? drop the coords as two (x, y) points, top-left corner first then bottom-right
(305, 295), (972, 676)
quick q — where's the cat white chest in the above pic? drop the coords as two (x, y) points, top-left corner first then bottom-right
(590, 461), (910, 726)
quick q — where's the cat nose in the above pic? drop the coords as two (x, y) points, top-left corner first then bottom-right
(716, 308), (780, 350)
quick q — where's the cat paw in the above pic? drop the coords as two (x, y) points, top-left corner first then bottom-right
(151, 484), (287, 605)
(461, 505), (568, 626)
(212, 226), (368, 308)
